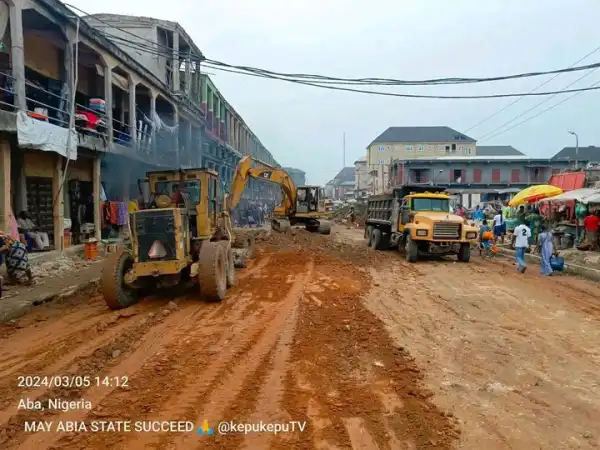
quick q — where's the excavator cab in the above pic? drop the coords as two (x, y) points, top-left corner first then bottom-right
(296, 185), (326, 214)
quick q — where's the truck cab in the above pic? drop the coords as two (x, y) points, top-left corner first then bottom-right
(365, 185), (478, 262)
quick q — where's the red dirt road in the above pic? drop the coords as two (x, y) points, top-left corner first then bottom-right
(0, 231), (456, 450)
(2, 227), (598, 449)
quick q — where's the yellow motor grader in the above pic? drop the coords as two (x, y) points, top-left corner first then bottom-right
(101, 167), (255, 310)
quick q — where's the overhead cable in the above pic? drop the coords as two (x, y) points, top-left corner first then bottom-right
(464, 44), (600, 132)
(64, 4), (600, 88)
(479, 79), (600, 142)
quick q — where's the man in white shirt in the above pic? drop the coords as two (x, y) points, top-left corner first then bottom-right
(492, 211), (506, 244)
(513, 220), (531, 273)
(17, 211), (50, 250)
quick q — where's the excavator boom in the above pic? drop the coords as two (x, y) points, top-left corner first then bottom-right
(228, 156), (331, 235)
(228, 156), (296, 214)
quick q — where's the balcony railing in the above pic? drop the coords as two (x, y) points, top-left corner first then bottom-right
(0, 69), (175, 160)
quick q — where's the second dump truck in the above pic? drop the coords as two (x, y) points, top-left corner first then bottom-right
(364, 185), (478, 262)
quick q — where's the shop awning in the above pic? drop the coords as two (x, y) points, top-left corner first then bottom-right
(581, 192), (600, 204)
(545, 188), (600, 202)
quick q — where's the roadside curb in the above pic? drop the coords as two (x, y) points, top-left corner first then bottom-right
(1, 278), (101, 324)
(497, 247), (600, 282)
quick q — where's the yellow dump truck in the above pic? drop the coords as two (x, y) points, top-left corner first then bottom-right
(364, 185), (478, 262)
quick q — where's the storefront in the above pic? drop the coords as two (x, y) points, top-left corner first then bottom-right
(65, 152), (95, 245)
(22, 150), (56, 246)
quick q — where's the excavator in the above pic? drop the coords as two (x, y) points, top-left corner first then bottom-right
(228, 156), (332, 235)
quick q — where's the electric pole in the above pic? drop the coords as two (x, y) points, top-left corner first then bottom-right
(343, 132), (346, 167)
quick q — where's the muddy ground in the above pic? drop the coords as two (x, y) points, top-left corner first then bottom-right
(0, 227), (599, 449)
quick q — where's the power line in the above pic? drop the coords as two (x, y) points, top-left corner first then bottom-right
(64, 4), (600, 88)
(202, 62), (600, 100)
(479, 79), (600, 142)
(464, 44), (600, 132)
(105, 35), (600, 99)
(477, 67), (600, 141)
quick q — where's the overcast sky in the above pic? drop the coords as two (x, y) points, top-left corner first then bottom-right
(71, 0), (600, 185)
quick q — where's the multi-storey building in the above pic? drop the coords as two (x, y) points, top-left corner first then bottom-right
(366, 126), (477, 194)
(282, 167), (306, 187)
(388, 155), (575, 207)
(353, 157), (370, 199)
(0, 0), (278, 250)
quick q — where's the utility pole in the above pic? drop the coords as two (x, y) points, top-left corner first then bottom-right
(568, 131), (579, 170)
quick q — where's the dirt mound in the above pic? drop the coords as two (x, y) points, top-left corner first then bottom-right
(260, 228), (391, 267)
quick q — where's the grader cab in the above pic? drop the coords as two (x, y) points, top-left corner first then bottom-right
(101, 168), (253, 310)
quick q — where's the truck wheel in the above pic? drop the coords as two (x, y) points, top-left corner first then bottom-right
(198, 242), (227, 302)
(218, 241), (236, 288)
(405, 236), (418, 262)
(371, 228), (382, 250)
(102, 250), (139, 310)
(365, 226), (373, 246)
(379, 233), (390, 250)
(458, 243), (471, 263)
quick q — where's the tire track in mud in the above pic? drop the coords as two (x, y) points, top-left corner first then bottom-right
(16, 255), (283, 450)
(5, 300), (206, 450)
(167, 258), (314, 450)
(279, 253), (458, 450)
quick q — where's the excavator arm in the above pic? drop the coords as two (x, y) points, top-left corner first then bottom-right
(228, 156), (296, 214)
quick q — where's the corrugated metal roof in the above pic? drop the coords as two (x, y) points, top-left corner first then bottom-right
(548, 172), (586, 191)
(368, 126), (475, 146)
(552, 146), (600, 162)
(334, 167), (355, 182)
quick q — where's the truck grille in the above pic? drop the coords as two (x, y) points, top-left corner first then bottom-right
(433, 222), (461, 240)
(134, 210), (178, 263)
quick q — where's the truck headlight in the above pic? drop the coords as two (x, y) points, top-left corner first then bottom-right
(466, 231), (478, 240)
(416, 229), (428, 236)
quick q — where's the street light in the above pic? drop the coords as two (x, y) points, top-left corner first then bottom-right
(568, 131), (579, 170)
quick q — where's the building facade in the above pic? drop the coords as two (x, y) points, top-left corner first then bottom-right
(282, 167), (306, 187)
(353, 157), (369, 199)
(0, 0), (279, 250)
(388, 156), (575, 207)
(366, 126), (477, 194)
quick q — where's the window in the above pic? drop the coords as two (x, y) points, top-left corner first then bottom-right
(445, 145), (450, 152)
(472, 168), (482, 183)
(492, 168), (501, 182)
(451, 144), (456, 151)
(417, 145), (424, 151)
(467, 147), (472, 155)
(155, 180), (201, 204)
(411, 198), (450, 212)
(405, 145), (413, 151)
(511, 169), (520, 182)
(378, 146), (385, 152)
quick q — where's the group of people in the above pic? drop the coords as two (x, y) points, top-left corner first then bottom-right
(474, 202), (555, 276)
(233, 201), (271, 228)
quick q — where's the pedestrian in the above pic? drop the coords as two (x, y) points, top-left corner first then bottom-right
(347, 206), (356, 229)
(513, 219), (531, 273)
(472, 205), (485, 226)
(525, 206), (542, 247)
(0, 232), (33, 285)
(478, 219), (493, 258)
(492, 209), (506, 244)
(537, 224), (553, 276)
(583, 209), (600, 250)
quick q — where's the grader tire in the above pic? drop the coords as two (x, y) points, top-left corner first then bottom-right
(198, 242), (227, 302)
(218, 241), (236, 288)
(102, 250), (139, 310)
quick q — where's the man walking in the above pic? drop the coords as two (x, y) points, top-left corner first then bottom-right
(513, 219), (531, 273)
